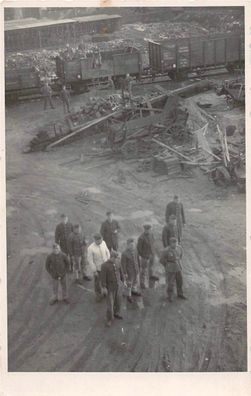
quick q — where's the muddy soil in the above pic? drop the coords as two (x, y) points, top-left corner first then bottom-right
(6, 90), (246, 372)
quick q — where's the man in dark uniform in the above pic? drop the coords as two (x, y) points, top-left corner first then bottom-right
(100, 210), (121, 252)
(121, 238), (141, 303)
(68, 224), (91, 284)
(162, 214), (178, 248)
(101, 251), (124, 327)
(45, 243), (70, 305)
(160, 237), (187, 302)
(55, 213), (73, 257)
(60, 85), (71, 114)
(137, 224), (159, 289)
(165, 195), (186, 243)
(41, 82), (55, 110)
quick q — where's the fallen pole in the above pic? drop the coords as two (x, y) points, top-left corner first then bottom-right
(152, 138), (195, 162)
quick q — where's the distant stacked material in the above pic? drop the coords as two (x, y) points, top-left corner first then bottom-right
(153, 152), (181, 175)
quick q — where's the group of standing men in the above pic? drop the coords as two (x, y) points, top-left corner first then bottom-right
(46, 195), (187, 327)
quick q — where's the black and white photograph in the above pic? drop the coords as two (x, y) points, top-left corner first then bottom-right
(3, 5), (247, 373)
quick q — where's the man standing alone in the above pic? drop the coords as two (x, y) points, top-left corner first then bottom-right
(101, 251), (124, 327)
(160, 237), (187, 302)
(87, 233), (110, 301)
(165, 195), (186, 243)
(41, 82), (55, 110)
(45, 243), (70, 305)
(60, 85), (71, 114)
(100, 210), (120, 252)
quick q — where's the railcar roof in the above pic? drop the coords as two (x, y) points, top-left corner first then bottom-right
(4, 18), (77, 32)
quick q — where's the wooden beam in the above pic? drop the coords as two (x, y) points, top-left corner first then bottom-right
(46, 110), (121, 149)
(152, 138), (195, 162)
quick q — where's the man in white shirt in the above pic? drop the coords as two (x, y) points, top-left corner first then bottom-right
(87, 233), (110, 301)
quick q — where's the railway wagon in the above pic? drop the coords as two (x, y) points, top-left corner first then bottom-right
(55, 47), (142, 92)
(5, 67), (42, 101)
(148, 33), (244, 80)
(4, 14), (122, 52)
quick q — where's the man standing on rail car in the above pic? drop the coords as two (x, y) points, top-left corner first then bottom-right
(162, 214), (178, 248)
(101, 251), (124, 327)
(137, 224), (159, 289)
(45, 243), (70, 305)
(165, 195), (186, 243)
(87, 233), (110, 301)
(100, 210), (121, 252)
(68, 224), (91, 284)
(160, 237), (187, 302)
(41, 82), (55, 110)
(60, 85), (71, 114)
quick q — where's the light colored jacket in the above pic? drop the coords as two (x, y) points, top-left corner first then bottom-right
(87, 241), (110, 272)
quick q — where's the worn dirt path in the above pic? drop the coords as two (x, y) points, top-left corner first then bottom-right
(6, 98), (246, 372)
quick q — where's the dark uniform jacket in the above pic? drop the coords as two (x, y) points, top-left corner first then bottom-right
(160, 246), (183, 273)
(46, 252), (69, 279)
(121, 248), (139, 281)
(68, 232), (87, 257)
(101, 259), (124, 291)
(137, 232), (155, 259)
(162, 224), (178, 248)
(55, 222), (73, 254)
(60, 89), (70, 103)
(100, 219), (120, 250)
(165, 202), (185, 224)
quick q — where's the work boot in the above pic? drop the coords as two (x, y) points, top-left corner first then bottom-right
(114, 314), (123, 320)
(178, 295), (187, 300)
(150, 275), (159, 281)
(132, 290), (141, 297)
(50, 298), (58, 305)
(62, 298), (70, 305)
(127, 296), (133, 303)
(83, 275), (92, 281)
(106, 320), (112, 327)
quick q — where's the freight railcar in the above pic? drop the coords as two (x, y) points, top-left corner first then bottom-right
(55, 47), (142, 92)
(148, 33), (244, 80)
(5, 67), (42, 101)
(4, 14), (122, 52)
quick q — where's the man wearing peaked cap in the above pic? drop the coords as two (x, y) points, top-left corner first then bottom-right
(121, 238), (141, 303)
(100, 210), (121, 252)
(160, 237), (187, 302)
(101, 249), (124, 327)
(137, 224), (159, 289)
(162, 214), (178, 248)
(165, 195), (186, 243)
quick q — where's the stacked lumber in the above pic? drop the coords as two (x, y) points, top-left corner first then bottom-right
(153, 153), (181, 175)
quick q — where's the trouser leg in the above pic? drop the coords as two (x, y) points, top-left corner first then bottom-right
(49, 96), (54, 109)
(73, 256), (81, 280)
(106, 290), (114, 321)
(114, 287), (122, 316)
(81, 249), (88, 277)
(126, 280), (132, 296)
(60, 276), (68, 299)
(176, 271), (184, 297)
(140, 257), (148, 288)
(132, 273), (140, 292)
(52, 278), (59, 299)
(167, 272), (176, 299)
(148, 255), (154, 278)
(44, 97), (47, 110)
(94, 271), (102, 298)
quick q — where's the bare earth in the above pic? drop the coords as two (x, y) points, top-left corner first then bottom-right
(6, 92), (246, 372)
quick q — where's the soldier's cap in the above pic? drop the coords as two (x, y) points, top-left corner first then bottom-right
(106, 210), (112, 215)
(60, 214), (67, 218)
(110, 250), (119, 258)
(94, 233), (102, 240)
(143, 224), (152, 230)
(170, 237), (177, 243)
(127, 238), (134, 244)
(169, 214), (177, 220)
(174, 195), (179, 199)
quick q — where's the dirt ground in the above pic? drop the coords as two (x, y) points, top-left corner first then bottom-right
(6, 88), (246, 372)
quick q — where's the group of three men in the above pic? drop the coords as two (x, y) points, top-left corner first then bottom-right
(46, 195), (187, 327)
